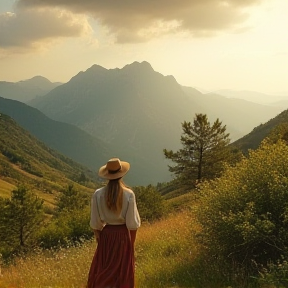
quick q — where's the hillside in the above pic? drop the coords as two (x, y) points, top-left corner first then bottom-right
(0, 113), (98, 206)
(28, 61), (284, 185)
(232, 108), (288, 152)
(0, 97), (109, 179)
(0, 76), (62, 103)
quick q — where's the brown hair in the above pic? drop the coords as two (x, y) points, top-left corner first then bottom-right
(106, 178), (125, 213)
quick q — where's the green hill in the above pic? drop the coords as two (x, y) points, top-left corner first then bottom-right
(0, 113), (98, 206)
(0, 97), (109, 175)
(232, 109), (288, 152)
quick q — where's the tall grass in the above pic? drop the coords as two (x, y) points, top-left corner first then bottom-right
(0, 241), (94, 288)
(135, 210), (199, 288)
(0, 207), (273, 288)
(1, 210), (198, 288)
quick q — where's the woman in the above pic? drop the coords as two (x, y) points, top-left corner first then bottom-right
(87, 158), (141, 288)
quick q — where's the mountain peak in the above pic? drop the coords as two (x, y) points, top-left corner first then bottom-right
(19, 76), (52, 86)
(83, 64), (108, 76)
(122, 61), (154, 73)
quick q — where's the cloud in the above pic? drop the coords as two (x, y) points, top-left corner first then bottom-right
(0, 6), (92, 52)
(17, 0), (264, 42)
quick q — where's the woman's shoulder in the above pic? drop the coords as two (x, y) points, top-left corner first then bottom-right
(93, 186), (106, 196)
(123, 187), (135, 197)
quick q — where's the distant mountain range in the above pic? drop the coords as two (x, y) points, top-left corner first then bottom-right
(0, 61), (287, 185)
(214, 89), (288, 105)
(181, 87), (284, 140)
(0, 76), (62, 103)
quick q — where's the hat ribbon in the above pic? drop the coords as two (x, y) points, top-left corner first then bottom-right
(108, 166), (122, 174)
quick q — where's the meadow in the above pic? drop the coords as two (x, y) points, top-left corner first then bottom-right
(0, 209), (198, 288)
(0, 179), (16, 198)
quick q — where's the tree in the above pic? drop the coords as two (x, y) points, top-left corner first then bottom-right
(56, 184), (89, 213)
(37, 184), (91, 247)
(163, 113), (231, 189)
(8, 185), (44, 247)
(0, 185), (44, 260)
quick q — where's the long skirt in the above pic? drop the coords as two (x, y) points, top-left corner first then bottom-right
(87, 224), (135, 288)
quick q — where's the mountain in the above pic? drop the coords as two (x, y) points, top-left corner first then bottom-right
(232, 109), (288, 152)
(182, 87), (284, 140)
(29, 61), (285, 185)
(0, 97), (109, 179)
(29, 61), (205, 184)
(0, 76), (62, 103)
(214, 89), (288, 105)
(0, 113), (97, 204)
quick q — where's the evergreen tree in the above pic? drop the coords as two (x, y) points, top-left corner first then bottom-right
(164, 113), (231, 189)
(0, 185), (44, 260)
(8, 185), (44, 247)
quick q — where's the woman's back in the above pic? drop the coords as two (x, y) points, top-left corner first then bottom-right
(90, 186), (140, 230)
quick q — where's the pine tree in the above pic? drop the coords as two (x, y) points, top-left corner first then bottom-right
(163, 113), (231, 189)
(7, 185), (44, 247)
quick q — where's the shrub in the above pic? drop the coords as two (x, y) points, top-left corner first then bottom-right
(134, 185), (166, 222)
(37, 185), (92, 249)
(196, 139), (288, 284)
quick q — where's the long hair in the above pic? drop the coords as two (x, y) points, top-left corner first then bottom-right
(106, 178), (125, 213)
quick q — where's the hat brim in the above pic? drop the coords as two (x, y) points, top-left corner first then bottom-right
(98, 161), (130, 180)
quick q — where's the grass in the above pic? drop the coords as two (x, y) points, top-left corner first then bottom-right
(0, 178), (56, 209)
(135, 210), (199, 288)
(0, 210), (198, 288)
(0, 179), (16, 198)
(0, 242), (94, 288)
(0, 204), (276, 288)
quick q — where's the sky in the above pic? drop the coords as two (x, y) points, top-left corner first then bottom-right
(0, 0), (287, 95)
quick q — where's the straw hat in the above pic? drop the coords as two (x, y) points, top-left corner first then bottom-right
(98, 158), (130, 180)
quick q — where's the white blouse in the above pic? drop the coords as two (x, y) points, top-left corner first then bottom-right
(90, 186), (141, 231)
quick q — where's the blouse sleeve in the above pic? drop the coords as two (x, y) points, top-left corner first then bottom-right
(126, 192), (141, 230)
(90, 191), (105, 231)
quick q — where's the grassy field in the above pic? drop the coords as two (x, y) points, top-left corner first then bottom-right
(0, 177), (57, 209)
(0, 179), (16, 198)
(0, 210), (199, 288)
(0, 193), (277, 288)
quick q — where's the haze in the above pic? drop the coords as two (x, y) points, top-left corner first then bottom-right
(0, 0), (287, 96)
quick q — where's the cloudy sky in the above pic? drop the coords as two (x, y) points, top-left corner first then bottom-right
(0, 0), (287, 94)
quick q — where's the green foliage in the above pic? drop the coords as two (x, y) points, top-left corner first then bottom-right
(37, 185), (92, 248)
(197, 139), (288, 284)
(56, 184), (89, 213)
(0, 185), (44, 261)
(267, 123), (288, 145)
(258, 257), (288, 287)
(233, 109), (288, 153)
(2, 148), (25, 164)
(164, 113), (231, 190)
(0, 113), (99, 196)
(134, 185), (166, 222)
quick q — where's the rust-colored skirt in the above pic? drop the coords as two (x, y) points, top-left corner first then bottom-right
(87, 225), (135, 288)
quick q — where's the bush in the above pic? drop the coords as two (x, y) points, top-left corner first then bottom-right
(134, 185), (166, 222)
(37, 207), (92, 249)
(258, 257), (288, 287)
(37, 185), (92, 249)
(196, 139), (288, 284)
